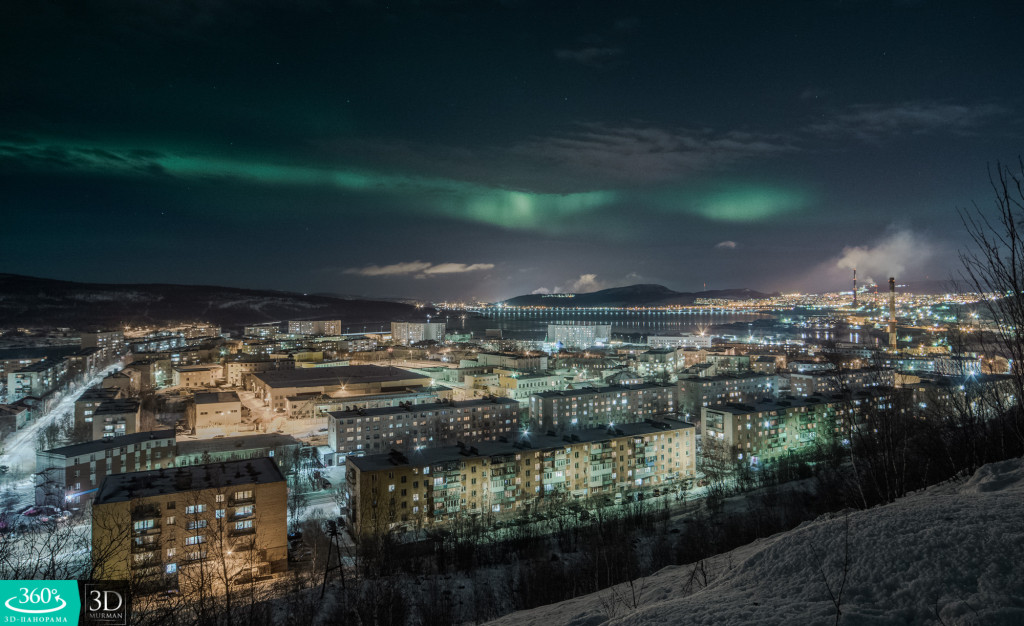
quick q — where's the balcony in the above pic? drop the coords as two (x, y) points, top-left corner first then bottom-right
(131, 504), (161, 520)
(131, 540), (160, 554)
(229, 494), (255, 506)
(229, 526), (256, 538)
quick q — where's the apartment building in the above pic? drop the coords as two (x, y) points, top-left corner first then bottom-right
(677, 373), (777, 419)
(328, 397), (520, 457)
(173, 365), (221, 389)
(391, 321), (446, 346)
(92, 398), (142, 440)
(529, 383), (677, 432)
(788, 368), (894, 397)
(35, 429), (176, 507)
(80, 330), (126, 354)
(346, 418), (696, 536)
(288, 320), (343, 336)
(7, 359), (68, 402)
(75, 385), (122, 435)
(547, 324), (612, 350)
(91, 457), (287, 591)
(285, 386), (449, 422)
(223, 356), (293, 388)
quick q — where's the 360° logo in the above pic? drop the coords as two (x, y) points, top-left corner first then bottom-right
(4, 588), (67, 614)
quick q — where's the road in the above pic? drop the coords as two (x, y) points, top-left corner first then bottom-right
(0, 363), (122, 509)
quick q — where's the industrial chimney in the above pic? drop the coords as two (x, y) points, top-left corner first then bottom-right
(888, 277), (897, 352)
(852, 269), (857, 307)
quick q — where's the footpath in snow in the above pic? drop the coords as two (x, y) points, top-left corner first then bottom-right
(490, 458), (1024, 626)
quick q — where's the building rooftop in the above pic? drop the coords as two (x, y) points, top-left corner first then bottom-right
(176, 433), (300, 456)
(13, 359), (62, 373)
(348, 418), (695, 472)
(77, 385), (120, 402)
(94, 399), (140, 415)
(193, 391), (240, 405)
(250, 364), (428, 389)
(532, 382), (673, 399)
(94, 457), (286, 504)
(42, 429), (176, 458)
(329, 397), (518, 419)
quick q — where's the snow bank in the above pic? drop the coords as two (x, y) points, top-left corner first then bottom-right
(491, 459), (1024, 626)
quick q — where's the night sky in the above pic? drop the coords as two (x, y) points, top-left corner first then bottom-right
(2, 1), (1022, 302)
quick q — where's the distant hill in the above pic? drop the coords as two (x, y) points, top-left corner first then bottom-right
(502, 284), (773, 307)
(0, 274), (425, 329)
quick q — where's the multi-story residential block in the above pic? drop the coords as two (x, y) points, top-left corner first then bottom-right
(647, 334), (713, 349)
(80, 330), (126, 354)
(0, 404), (30, 437)
(7, 358), (68, 402)
(35, 429), (176, 507)
(247, 365), (431, 413)
(173, 365), (221, 389)
(547, 324), (612, 350)
(529, 383), (677, 432)
(182, 324), (221, 339)
(701, 394), (887, 464)
(635, 347), (685, 377)
(391, 321), (446, 346)
(91, 457), (287, 591)
(328, 397), (520, 458)
(243, 324), (280, 339)
(75, 385), (122, 435)
(288, 320), (343, 336)
(788, 368), (894, 397)
(346, 419), (696, 536)
(677, 373), (777, 419)
(93, 398), (142, 440)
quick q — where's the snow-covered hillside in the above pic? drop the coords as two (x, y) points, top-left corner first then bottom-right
(491, 459), (1024, 626)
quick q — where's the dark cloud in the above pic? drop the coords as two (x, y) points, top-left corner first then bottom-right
(554, 47), (623, 68)
(806, 101), (1009, 141)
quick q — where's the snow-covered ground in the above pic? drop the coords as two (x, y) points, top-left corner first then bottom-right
(490, 458), (1024, 626)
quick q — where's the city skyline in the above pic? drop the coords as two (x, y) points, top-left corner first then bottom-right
(2, 1), (1022, 301)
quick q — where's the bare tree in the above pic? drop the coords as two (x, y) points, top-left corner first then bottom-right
(959, 159), (1024, 454)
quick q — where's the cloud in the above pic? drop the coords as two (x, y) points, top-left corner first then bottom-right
(421, 262), (495, 274)
(834, 230), (939, 285)
(715, 240), (738, 249)
(344, 261), (493, 277)
(554, 47), (623, 68)
(531, 287), (551, 295)
(807, 101), (1007, 141)
(512, 124), (796, 185)
(567, 273), (604, 292)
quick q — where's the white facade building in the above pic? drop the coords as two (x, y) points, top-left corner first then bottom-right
(547, 324), (612, 349)
(391, 322), (446, 345)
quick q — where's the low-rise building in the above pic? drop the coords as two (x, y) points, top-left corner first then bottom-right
(188, 391), (243, 435)
(7, 358), (68, 402)
(35, 429), (176, 508)
(91, 457), (288, 591)
(247, 365), (431, 413)
(174, 433), (302, 467)
(647, 334), (713, 349)
(346, 418), (696, 536)
(0, 404), (29, 437)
